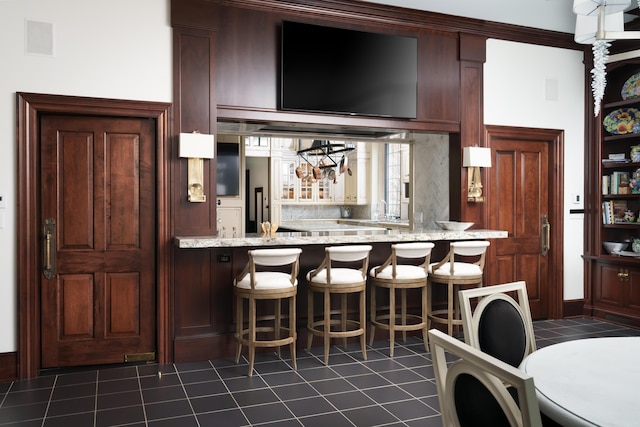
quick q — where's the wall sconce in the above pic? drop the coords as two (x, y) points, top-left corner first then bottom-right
(463, 146), (492, 203)
(179, 132), (215, 203)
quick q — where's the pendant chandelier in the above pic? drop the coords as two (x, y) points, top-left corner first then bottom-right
(573, 0), (640, 115)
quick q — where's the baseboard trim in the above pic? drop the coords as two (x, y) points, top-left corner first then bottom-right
(0, 352), (17, 382)
(562, 299), (584, 318)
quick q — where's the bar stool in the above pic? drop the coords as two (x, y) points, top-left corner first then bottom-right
(369, 242), (435, 356)
(306, 245), (372, 365)
(234, 247), (302, 376)
(427, 241), (490, 336)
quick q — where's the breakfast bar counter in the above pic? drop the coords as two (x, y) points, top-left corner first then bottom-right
(174, 228), (507, 248)
(171, 226), (507, 363)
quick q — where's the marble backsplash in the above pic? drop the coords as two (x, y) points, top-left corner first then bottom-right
(281, 204), (371, 221)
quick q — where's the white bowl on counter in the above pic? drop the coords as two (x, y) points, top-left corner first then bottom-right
(436, 221), (474, 231)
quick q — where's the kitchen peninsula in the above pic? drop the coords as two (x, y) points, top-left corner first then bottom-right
(175, 227), (507, 249)
(173, 227), (506, 362)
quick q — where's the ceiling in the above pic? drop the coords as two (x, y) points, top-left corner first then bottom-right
(362, 0), (640, 34)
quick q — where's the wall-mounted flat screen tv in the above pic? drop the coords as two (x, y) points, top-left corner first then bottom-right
(281, 21), (418, 119)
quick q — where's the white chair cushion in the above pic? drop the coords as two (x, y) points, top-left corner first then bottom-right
(235, 271), (297, 290)
(429, 262), (483, 277)
(370, 264), (427, 280)
(307, 268), (365, 285)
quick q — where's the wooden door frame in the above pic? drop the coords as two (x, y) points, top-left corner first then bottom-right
(483, 125), (564, 319)
(17, 93), (172, 379)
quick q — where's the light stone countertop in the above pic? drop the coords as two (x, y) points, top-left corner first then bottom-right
(174, 228), (508, 249)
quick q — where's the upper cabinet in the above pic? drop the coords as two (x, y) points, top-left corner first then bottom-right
(344, 142), (370, 205)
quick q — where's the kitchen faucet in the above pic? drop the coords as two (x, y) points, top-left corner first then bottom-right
(380, 200), (388, 220)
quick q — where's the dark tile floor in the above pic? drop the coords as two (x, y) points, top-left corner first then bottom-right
(1, 318), (639, 426)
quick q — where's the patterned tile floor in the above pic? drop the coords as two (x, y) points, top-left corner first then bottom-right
(1, 318), (639, 426)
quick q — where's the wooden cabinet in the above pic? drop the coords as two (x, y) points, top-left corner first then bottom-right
(594, 261), (640, 317)
(586, 59), (640, 325)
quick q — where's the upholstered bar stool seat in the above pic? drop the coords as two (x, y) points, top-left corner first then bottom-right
(306, 245), (372, 365)
(427, 240), (490, 336)
(369, 242), (435, 356)
(234, 248), (302, 376)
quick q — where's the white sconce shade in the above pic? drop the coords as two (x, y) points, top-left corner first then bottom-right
(179, 132), (215, 159)
(573, 0), (630, 16)
(575, 11), (624, 43)
(179, 132), (215, 203)
(463, 146), (492, 168)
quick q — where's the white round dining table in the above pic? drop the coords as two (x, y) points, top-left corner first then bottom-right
(519, 337), (640, 427)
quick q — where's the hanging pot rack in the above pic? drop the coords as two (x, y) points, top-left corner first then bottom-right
(297, 139), (355, 166)
(296, 139), (355, 182)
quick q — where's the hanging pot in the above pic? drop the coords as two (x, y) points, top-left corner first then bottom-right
(340, 155), (348, 174)
(313, 166), (322, 180)
(295, 166), (303, 178)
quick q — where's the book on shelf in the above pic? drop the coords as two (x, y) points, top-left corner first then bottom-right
(609, 171), (630, 195)
(602, 200), (630, 224)
(602, 175), (610, 195)
(612, 200), (628, 224)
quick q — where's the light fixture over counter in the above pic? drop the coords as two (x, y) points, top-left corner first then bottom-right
(179, 132), (215, 203)
(463, 146), (492, 203)
(296, 140), (355, 183)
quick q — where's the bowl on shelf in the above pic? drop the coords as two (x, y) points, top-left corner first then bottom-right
(602, 241), (628, 254)
(436, 221), (474, 231)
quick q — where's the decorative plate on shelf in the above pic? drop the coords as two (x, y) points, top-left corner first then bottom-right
(603, 108), (640, 135)
(621, 72), (640, 100)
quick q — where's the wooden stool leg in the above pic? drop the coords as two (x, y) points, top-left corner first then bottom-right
(447, 281), (454, 336)
(359, 287), (367, 361)
(341, 294), (348, 349)
(235, 293), (243, 363)
(389, 285), (396, 357)
(323, 289), (331, 365)
(426, 280), (432, 332)
(290, 294), (297, 370)
(401, 288), (407, 343)
(275, 299), (282, 358)
(248, 296), (256, 376)
(307, 289), (314, 351)
(421, 285), (428, 351)
(369, 284), (376, 346)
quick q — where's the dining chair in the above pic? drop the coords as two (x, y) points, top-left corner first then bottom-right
(458, 280), (536, 367)
(306, 245), (372, 365)
(427, 240), (490, 336)
(234, 247), (302, 376)
(369, 242), (435, 356)
(429, 328), (543, 427)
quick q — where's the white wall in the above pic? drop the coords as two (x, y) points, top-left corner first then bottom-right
(0, 2), (587, 355)
(484, 39), (586, 300)
(0, 0), (172, 353)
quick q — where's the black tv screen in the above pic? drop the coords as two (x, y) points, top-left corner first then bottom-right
(281, 21), (417, 119)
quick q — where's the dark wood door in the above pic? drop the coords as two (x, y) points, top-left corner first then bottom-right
(485, 129), (557, 320)
(40, 115), (156, 368)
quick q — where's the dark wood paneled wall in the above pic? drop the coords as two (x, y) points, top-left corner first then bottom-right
(169, 0), (578, 362)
